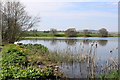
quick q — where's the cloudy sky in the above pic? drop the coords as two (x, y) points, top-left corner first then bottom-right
(19, 0), (118, 32)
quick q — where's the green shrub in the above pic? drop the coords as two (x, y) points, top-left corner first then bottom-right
(99, 70), (120, 79)
(85, 34), (92, 37)
(20, 44), (48, 53)
(1, 44), (27, 66)
(0, 44), (58, 80)
(44, 68), (54, 76)
(54, 34), (65, 37)
(1, 66), (55, 80)
(0, 44), (61, 80)
(1, 44), (49, 66)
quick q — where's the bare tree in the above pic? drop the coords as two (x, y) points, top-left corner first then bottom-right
(98, 28), (108, 37)
(1, 1), (40, 43)
(0, 1), (3, 45)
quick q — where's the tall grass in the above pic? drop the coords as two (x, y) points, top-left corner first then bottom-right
(46, 42), (118, 78)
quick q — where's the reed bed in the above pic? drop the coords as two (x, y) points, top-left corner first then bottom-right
(46, 41), (118, 78)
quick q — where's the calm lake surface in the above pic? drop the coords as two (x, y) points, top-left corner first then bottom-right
(19, 37), (119, 78)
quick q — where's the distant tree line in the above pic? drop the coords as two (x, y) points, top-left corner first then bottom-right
(28, 28), (108, 37)
(49, 28), (108, 37)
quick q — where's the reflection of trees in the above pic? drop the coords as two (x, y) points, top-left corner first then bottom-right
(65, 39), (77, 46)
(97, 40), (108, 46)
(31, 39), (38, 42)
(50, 39), (57, 45)
(82, 39), (90, 45)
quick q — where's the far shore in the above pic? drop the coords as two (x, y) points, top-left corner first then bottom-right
(20, 36), (119, 41)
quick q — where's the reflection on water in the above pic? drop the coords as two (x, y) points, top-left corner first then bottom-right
(83, 39), (90, 45)
(19, 37), (118, 78)
(50, 39), (58, 45)
(97, 40), (108, 46)
(65, 39), (77, 46)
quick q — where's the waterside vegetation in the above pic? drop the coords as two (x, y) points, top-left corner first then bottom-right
(0, 43), (119, 79)
(0, 44), (64, 79)
(24, 31), (120, 37)
(0, 1), (119, 79)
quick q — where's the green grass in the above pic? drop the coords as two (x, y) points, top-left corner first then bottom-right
(24, 31), (120, 37)
(21, 38), (77, 40)
(108, 35), (120, 37)
(99, 70), (120, 80)
(24, 31), (53, 37)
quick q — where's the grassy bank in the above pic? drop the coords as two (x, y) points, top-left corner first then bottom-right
(20, 38), (67, 40)
(20, 38), (80, 41)
(99, 70), (120, 79)
(0, 44), (63, 80)
(24, 31), (120, 37)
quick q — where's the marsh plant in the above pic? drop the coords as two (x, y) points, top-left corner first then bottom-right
(47, 42), (118, 78)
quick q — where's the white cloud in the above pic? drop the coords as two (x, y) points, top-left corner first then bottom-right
(106, 2), (118, 6)
(20, 0), (119, 2)
(40, 11), (117, 19)
(18, 0), (117, 31)
(21, 2), (117, 19)
(20, 2), (76, 16)
(112, 2), (118, 5)
(30, 3), (75, 12)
